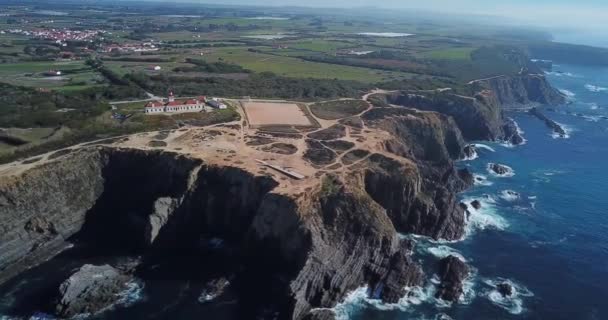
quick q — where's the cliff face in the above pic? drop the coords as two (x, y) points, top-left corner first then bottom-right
(470, 73), (566, 107)
(0, 143), (462, 319)
(383, 73), (565, 143)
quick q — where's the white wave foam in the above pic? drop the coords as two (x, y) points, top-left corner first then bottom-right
(487, 164), (515, 178)
(501, 120), (527, 148)
(462, 149), (478, 161)
(585, 84), (607, 93)
(116, 280), (145, 307)
(546, 71), (579, 78)
(499, 190), (520, 202)
(481, 278), (534, 315)
(559, 89), (576, 99)
(426, 245), (466, 262)
(551, 122), (572, 139)
(472, 143), (495, 152)
(473, 174), (493, 186)
(462, 196), (509, 237)
(331, 283), (436, 319)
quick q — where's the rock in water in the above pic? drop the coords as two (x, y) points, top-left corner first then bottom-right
(435, 255), (470, 302)
(502, 118), (525, 145)
(55, 264), (130, 317)
(463, 145), (477, 159)
(489, 163), (511, 176)
(198, 277), (231, 303)
(497, 282), (513, 297)
(470, 200), (482, 210)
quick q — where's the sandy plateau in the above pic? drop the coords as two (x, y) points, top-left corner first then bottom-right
(0, 96), (399, 195)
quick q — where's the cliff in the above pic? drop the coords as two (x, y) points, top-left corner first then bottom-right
(380, 73), (565, 143)
(0, 105), (470, 319)
(469, 73), (566, 107)
(0, 71), (565, 319)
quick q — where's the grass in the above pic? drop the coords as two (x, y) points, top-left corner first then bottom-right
(310, 99), (369, 120)
(0, 61), (87, 74)
(426, 48), (475, 60)
(0, 127), (71, 156)
(288, 40), (352, 53)
(198, 47), (411, 82)
(0, 61), (103, 89)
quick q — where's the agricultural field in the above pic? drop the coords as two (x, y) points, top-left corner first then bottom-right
(0, 0), (561, 163)
(196, 47), (413, 82)
(425, 47), (475, 60)
(0, 61), (103, 89)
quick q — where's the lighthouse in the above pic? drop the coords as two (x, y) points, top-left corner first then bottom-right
(168, 91), (175, 103)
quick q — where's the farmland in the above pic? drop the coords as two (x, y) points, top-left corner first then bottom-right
(0, 0), (564, 163)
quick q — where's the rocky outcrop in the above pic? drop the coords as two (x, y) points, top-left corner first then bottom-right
(55, 264), (131, 317)
(0, 90), (508, 319)
(470, 73), (566, 107)
(382, 92), (504, 142)
(381, 73), (564, 144)
(497, 282), (514, 297)
(529, 107), (567, 137)
(488, 163), (513, 176)
(435, 255), (469, 302)
(0, 146), (442, 319)
(502, 117), (525, 145)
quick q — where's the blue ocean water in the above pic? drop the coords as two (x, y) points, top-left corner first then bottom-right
(342, 64), (608, 320)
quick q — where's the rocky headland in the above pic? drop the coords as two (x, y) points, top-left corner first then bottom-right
(0, 72), (565, 319)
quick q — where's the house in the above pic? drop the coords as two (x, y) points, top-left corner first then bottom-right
(207, 99), (227, 110)
(144, 93), (207, 114)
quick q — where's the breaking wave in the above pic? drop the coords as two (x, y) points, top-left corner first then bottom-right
(585, 84), (607, 93)
(472, 144), (495, 152)
(481, 278), (534, 315)
(551, 122), (572, 139)
(487, 164), (515, 178)
(473, 174), (493, 186)
(499, 190), (520, 202)
(426, 245), (466, 262)
(462, 196), (509, 237)
(559, 89), (576, 100)
(115, 280), (145, 307)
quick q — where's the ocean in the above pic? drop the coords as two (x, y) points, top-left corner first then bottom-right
(337, 64), (608, 320)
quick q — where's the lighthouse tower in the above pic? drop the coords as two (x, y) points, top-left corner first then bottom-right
(168, 91), (175, 103)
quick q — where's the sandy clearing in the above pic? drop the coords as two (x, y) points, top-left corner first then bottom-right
(243, 102), (312, 127)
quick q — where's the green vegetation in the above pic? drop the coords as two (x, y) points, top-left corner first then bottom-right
(127, 72), (370, 100)
(320, 174), (342, 197)
(310, 99), (369, 120)
(196, 47), (410, 82)
(426, 48), (474, 60)
(173, 58), (249, 73)
(0, 0), (588, 164)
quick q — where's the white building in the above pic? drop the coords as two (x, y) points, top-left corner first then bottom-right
(144, 93), (207, 114)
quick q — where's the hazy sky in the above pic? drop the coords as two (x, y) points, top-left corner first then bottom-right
(172, 0), (608, 31)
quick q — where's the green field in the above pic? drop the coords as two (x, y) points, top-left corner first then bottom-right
(198, 47), (412, 82)
(426, 48), (475, 60)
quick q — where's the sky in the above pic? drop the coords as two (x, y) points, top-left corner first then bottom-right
(171, 0), (608, 30)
